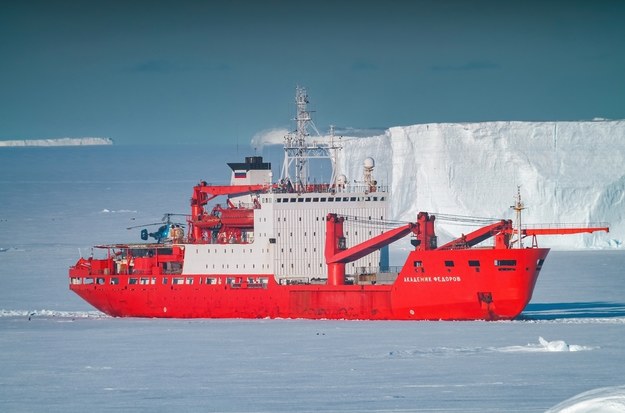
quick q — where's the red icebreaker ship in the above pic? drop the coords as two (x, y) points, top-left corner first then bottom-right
(69, 88), (608, 320)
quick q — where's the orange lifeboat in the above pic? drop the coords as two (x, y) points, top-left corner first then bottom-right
(192, 213), (221, 229)
(219, 208), (254, 228)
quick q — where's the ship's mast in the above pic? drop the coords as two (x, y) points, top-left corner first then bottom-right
(511, 186), (525, 249)
(281, 86), (342, 191)
(294, 86), (312, 187)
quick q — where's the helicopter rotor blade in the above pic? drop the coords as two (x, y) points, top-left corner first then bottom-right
(126, 222), (163, 230)
(162, 213), (187, 222)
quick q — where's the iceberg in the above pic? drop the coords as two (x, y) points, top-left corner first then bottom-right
(334, 120), (625, 249)
(546, 385), (625, 412)
(0, 137), (113, 147)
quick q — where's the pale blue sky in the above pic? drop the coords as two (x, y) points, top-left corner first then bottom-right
(1, 0), (624, 145)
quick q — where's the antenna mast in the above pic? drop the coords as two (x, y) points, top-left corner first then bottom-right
(294, 86), (311, 188)
(511, 186), (526, 249)
(281, 86), (342, 191)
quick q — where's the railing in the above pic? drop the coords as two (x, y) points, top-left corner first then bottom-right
(272, 184), (389, 195)
(348, 265), (403, 275)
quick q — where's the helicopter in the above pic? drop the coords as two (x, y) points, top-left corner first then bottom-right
(126, 213), (186, 243)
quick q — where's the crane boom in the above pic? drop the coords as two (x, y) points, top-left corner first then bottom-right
(325, 213), (417, 286)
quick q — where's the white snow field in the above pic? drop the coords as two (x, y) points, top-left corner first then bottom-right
(1, 136), (624, 412)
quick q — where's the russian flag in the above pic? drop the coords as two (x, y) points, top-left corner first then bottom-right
(234, 171), (246, 179)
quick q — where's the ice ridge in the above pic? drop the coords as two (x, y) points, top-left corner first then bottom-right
(0, 137), (113, 147)
(335, 120), (625, 249)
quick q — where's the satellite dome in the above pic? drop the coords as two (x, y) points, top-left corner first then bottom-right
(337, 174), (347, 185)
(364, 157), (375, 168)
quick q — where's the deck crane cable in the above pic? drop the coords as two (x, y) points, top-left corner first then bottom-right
(338, 213), (502, 231)
(431, 213), (502, 226)
(338, 214), (408, 230)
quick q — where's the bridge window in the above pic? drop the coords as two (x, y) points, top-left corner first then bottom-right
(468, 260), (480, 267)
(413, 261), (422, 267)
(444, 261), (455, 267)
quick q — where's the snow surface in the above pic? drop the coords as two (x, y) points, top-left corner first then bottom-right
(1, 145), (625, 412)
(0, 137), (113, 146)
(333, 120), (624, 249)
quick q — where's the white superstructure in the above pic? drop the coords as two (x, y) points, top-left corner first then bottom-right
(182, 87), (389, 283)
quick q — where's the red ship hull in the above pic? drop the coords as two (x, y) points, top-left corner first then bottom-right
(70, 247), (548, 320)
(68, 90), (607, 321)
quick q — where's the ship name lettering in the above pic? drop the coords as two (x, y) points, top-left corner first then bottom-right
(404, 276), (462, 283)
(433, 276), (462, 282)
(403, 276), (432, 283)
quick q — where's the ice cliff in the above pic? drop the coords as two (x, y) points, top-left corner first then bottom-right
(0, 137), (113, 147)
(335, 120), (625, 249)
